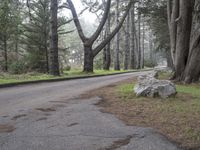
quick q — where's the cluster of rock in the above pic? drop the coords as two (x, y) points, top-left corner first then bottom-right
(134, 71), (177, 98)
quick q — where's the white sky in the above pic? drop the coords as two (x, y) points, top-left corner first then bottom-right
(61, 0), (97, 24)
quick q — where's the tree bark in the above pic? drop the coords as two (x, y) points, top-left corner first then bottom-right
(184, 0), (200, 83)
(114, 0), (120, 71)
(49, 0), (60, 76)
(174, 0), (193, 80)
(124, 11), (130, 70)
(141, 16), (145, 69)
(138, 9), (141, 69)
(167, 0), (179, 63)
(166, 50), (174, 69)
(3, 36), (8, 72)
(103, 13), (111, 70)
(83, 44), (94, 72)
(130, 4), (136, 69)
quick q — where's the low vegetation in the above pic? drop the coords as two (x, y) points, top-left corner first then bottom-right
(87, 73), (200, 149)
(0, 69), (134, 85)
(117, 82), (200, 149)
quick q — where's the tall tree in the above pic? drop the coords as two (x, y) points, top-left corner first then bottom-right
(130, 3), (138, 69)
(49, 0), (60, 76)
(114, 0), (120, 70)
(167, 0), (195, 81)
(183, 0), (200, 83)
(103, 12), (111, 70)
(124, 11), (130, 70)
(137, 5), (142, 69)
(23, 0), (50, 72)
(67, 0), (132, 72)
(0, 0), (21, 71)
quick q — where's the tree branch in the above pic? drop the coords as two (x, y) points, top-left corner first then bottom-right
(67, 0), (87, 42)
(89, 0), (111, 44)
(93, 1), (132, 57)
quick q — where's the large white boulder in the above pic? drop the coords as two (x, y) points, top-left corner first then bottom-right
(134, 73), (177, 98)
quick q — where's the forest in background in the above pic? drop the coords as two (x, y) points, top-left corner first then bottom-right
(0, 0), (199, 83)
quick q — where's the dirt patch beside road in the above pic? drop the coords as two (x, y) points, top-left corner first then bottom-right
(81, 77), (200, 150)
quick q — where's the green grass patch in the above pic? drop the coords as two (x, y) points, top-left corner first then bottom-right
(0, 69), (136, 85)
(117, 82), (200, 149)
(118, 83), (200, 107)
(158, 71), (172, 80)
(177, 84), (200, 98)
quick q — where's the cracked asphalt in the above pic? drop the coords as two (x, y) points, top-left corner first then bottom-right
(0, 71), (181, 150)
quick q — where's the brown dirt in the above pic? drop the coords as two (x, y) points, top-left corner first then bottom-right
(0, 124), (15, 133)
(99, 135), (132, 150)
(81, 77), (200, 150)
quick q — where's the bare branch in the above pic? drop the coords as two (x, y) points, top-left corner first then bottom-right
(93, 1), (133, 56)
(89, 0), (111, 44)
(67, 0), (87, 42)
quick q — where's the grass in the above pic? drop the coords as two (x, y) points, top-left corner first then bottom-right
(116, 78), (200, 149)
(0, 69), (135, 85)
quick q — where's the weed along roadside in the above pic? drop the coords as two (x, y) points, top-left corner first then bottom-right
(0, 69), (152, 88)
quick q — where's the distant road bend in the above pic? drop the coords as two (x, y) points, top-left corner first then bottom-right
(0, 71), (149, 116)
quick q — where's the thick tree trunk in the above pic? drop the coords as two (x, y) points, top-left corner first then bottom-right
(130, 5), (136, 69)
(184, 0), (200, 83)
(114, 0), (120, 71)
(167, 0), (179, 63)
(124, 12), (130, 70)
(49, 0), (59, 76)
(103, 13), (111, 70)
(174, 0), (193, 80)
(83, 45), (94, 72)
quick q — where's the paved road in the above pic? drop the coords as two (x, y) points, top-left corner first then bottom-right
(0, 71), (149, 116)
(0, 71), (181, 150)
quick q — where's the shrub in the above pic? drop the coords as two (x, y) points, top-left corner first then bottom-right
(64, 65), (71, 71)
(9, 60), (27, 74)
(144, 59), (157, 68)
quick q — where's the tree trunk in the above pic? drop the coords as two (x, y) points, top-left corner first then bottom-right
(114, 0), (120, 71)
(166, 50), (174, 69)
(138, 10), (141, 69)
(141, 16), (145, 69)
(3, 36), (8, 72)
(68, 0), (132, 72)
(124, 12), (130, 70)
(130, 4), (136, 69)
(184, 0), (200, 83)
(49, 0), (59, 76)
(174, 0), (193, 80)
(45, 45), (49, 73)
(167, 0), (179, 63)
(83, 45), (94, 72)
(103, 13), (111, 70)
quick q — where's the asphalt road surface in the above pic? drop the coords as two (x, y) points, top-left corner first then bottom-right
(0, 71), (181, 150)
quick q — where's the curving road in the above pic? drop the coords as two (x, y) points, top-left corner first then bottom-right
(0, 71), (181, 150)
(0, 71), (150, 116)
